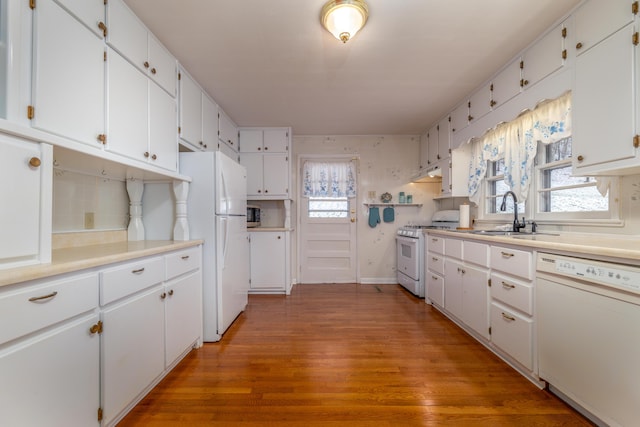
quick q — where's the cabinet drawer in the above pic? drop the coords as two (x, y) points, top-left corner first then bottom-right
(490, 245), (532, 280)
(426, 235), (444, 255)
(464, 240), (489, 267)
(0, 273), (98, 345)
(491, 272), (533, 315)
(166, 246), (201, 280)
(100, 256), (164, 305)
(426, 272), (444, 308)
(490, 302), (533, 370)
(445, 238), (463, 260)
(427, 253), (444, 276)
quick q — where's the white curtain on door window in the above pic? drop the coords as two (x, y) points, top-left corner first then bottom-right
(302, 161), (357, 198)
(468, 91), (573, 204)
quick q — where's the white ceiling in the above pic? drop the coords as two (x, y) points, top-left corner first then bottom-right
(123, 0), (582, 136)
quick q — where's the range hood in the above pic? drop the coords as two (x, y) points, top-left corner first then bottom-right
(411, 165), (442, 183)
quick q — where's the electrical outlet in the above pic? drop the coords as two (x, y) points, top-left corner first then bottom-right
(84, 212), (95, 229)
(368, 191), (376, 199)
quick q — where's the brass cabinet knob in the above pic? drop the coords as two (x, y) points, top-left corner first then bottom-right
(160, 292), (167, 300)
(144, 152), (150, 158)
(29, 157), (41, 168)
(151, 154), (157, 160)
(490, 100), (497, 107)
(277, 235), (281, 239)
(144, 61), (150, 68)
(168, 289), (174, 296)
(264, 146), (268, 151)
(468, 115), (474, 121)
(350, 218), (356, 223)
(151, 68), (156, 75)
(97, 134), (107, 144)
(577, 155), (584, 162)
(576, 42), (583, 49)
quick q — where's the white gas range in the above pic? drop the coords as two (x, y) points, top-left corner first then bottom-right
(395, 211), (460, 297)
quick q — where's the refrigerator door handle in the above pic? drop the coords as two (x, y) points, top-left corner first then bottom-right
(220, 165), (230, 215)
(221, 217), (228, 268)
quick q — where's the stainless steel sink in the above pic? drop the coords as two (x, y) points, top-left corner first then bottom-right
(469, 230), (559, 237)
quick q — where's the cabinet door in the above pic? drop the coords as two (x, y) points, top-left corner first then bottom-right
(165, 270), (201, 366)
(106, 48), (148, 162)
(461, 265), (489, 339)
(239, 129), (264, 153)
(574, 0), (633, 55)
(0, 136), (43, 261)
(149, 80), (178, 171)
(490, 301), (533, 370)
(427, 124), (439, 165)
(437, 117), (450, 160)
(240, 153), (265, 197)
(419, 132), (429, 170)
(148, 34), (176, 96)
(491, 58), (521, 109)
(202, 95), (219, 150)
(468, 82), (491, 122)
(179, 71), (203, 147)
(0, 314), (100, 426)
(101, 287), (164, 426)
(32, 0), (104, 147)
(106, 0), (147, 73)
(440, 159), (451, 196)
(522, 21), (566, 89)
(450, 102), (468, 134)
(263, 154), (289, 197)
(263, 129), (289, 152)
(250, 232), (286, 289)
(426, 272), (444, 307)
(219, 110), (238, 149)
(573, 24), (635, 170)
(54, 0), (104, 37)
(444, 258), (463, 319)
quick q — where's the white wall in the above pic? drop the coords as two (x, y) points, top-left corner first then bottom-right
(292, 135), (441, 284)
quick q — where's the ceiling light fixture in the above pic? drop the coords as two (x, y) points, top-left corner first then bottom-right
(321, 0), (369, 43)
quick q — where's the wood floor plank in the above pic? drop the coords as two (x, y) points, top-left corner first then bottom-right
(119, 284), (591, 426)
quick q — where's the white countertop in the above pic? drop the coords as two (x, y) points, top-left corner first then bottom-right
(0, 240), (203, 288)
(425, 229), (640, 264)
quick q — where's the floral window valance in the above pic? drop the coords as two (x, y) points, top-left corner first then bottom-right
(302, 161), (357, 198)
(468, 91), (572, 204)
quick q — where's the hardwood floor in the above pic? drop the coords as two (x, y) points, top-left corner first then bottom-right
(120, 284), (591, 426)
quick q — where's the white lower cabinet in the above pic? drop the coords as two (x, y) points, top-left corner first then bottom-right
(101, 285), (165, 426)
(249, 231), (290, 294)
(0, 245), (202, 426)
(490, 301), (534, 371)
(0, 272), (100, 426)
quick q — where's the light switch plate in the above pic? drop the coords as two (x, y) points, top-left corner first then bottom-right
(84, 212), (95, 229)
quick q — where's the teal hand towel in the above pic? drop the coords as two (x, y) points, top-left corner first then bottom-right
(383, 206), (395, 223)
(368, 207), (380, 228)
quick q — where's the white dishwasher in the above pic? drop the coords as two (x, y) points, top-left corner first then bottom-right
(537, 253), (640, 427)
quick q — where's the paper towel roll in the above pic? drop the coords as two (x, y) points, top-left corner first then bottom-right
(459, 204), (470, 228)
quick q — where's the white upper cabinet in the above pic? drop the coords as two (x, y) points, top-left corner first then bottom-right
(239, 128), (289, 153)
(107, 48), (177, 171)
(178, 70), (203, 147)
(31, 0), (105, 148)
(202, 94), (219, 151)
(427, 123), (439, 165)
(574, 0), (634, 55)
(490, 58), (521, 109)
(107, 0), (177, 96)
(468, 82), (492, 124)
(419, 131), (429, 170)
(521, 19), (569, 89)
(437, 116), (450, 160)
(450, 102), (468, 135)
(53, 0), (105, 37)
(219, 109), (239, 151)
(573, 22), (636, 172)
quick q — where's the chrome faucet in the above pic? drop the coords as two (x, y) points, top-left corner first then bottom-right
(500, 191), (526, 232)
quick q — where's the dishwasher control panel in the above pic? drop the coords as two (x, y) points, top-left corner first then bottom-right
(537, 253), (640, 295)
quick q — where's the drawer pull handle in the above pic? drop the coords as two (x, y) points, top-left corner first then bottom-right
(181, 255), (190, 260)
(28, 291), (58, 302)
(432, 276), (438, 280)
(168, 289), (174, 296)
(501, 281), (516, 289)
(432, 257), (438, 261)
(132, 268), (145, 274)
(501, 312), (516, 322)
(501, 251), (515, 258)
(431, 238), (438, 242)
(160, 292), (167, 300)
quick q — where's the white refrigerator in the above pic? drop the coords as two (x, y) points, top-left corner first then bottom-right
(180, 151), (250, 342)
